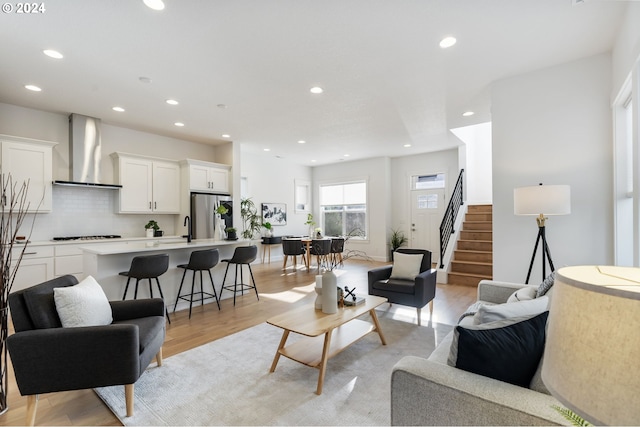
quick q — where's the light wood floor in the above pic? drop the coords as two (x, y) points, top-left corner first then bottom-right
(0, 259), (476, 426)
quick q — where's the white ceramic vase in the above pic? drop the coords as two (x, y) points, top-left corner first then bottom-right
(315, 275), (323, 310)
(146, 228), (154, 238)
(321, 270), (337, 314)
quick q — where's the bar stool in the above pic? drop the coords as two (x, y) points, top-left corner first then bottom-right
(173, 248), (221, 318)
(220, 245), (259, 305)
(119, 253), (171, 323)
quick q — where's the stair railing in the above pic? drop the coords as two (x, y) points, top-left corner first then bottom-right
(439, 169), (464, 268)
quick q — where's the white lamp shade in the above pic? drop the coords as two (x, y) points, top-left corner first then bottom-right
(542, 265), (640, 426)
(514, 185), (571, 216)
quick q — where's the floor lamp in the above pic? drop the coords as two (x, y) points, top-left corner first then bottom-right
(514, 184), (570, 284)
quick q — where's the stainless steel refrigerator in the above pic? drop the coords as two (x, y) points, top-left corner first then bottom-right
(190, 192), (233, 240)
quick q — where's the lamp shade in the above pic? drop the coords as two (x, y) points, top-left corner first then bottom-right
(542, 265), (640, 426)
(514, 184), (570, 216)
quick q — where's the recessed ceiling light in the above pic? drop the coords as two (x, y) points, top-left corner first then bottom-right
(143, 0), (165, 10)
(311, 159), (317, 163)
(112, 106), (125, 112)
(139, 76), (152, 84)
(174, 122), (185, 127)
(439, 36), (457, 48)
(43, 49), (63, 59)
(166, 99), (179, 105)
(298, 140), (306, 144)
(25, 85), (42, 92)
(264, 148), (271, 152)
(404, 144), (411, 148)
(222, 134), (230, 138)
(344, 154), (350, 157)
(310, 86), (323, 94)
(217, 104), (227, 109)
(462, 111), (475, 117)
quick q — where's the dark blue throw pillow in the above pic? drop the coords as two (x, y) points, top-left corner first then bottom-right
(454, 311), (549, 388)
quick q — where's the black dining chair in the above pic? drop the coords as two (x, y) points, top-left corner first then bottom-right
(174, 248), (221, 318)
(220, 245), (259, 305)
(310, 239), (332, 272)
(119, 253), (171, 323)
(282, 238), (307, 271)
(330, 237), (345, 267)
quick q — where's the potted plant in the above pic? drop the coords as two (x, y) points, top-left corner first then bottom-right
(262, 221), (273, 237)
(145, 220), (161, 238)
(215, 204), (229, 216)
(390, 228), (408, 260)
(225, 227), (237, 240)
(304, 213), (316, 237)
(240, 198), (261, 239)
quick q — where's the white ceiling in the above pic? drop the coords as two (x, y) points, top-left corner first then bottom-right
(0, 0), (628, 166)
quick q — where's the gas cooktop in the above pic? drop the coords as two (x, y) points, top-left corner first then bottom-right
(52, 235), (122, 241)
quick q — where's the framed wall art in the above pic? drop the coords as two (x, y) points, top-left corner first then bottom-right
(262, 203), (287, 225)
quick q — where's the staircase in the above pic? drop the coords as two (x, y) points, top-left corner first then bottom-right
(447, 204), (493, 287)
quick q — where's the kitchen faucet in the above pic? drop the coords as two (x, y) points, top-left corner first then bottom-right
(183, 215), (192, 242)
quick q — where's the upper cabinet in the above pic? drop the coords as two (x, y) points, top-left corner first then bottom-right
(182, 159), (230, 194)
(112, 152), (180, 214)
(0, 135), (57, 212)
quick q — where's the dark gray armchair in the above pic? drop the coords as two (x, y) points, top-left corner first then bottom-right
(367, 248), (437, 325)
(8, 275), (165, 426)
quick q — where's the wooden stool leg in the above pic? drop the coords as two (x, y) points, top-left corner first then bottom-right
(156, 347), (163, 366)
(25, 395), (38, 426)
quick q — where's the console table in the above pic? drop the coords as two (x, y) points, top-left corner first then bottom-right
(261, 236), (282, 263)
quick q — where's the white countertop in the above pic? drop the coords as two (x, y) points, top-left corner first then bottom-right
(80, 238), (256, 255)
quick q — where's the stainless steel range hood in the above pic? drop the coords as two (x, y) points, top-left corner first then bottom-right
(53, 114), (122, 189)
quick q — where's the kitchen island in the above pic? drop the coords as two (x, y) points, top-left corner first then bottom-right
(81, 238), (258, 312)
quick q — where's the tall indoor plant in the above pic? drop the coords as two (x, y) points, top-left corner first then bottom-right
(240, 198), (261, 239)
(0, 175), (38, 413)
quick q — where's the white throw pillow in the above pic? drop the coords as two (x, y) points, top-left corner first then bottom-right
(473, 296), (549, 325)
(506, 285), (538, 303)
(390, 252), (424, 280)
(54, 276), (113, 328)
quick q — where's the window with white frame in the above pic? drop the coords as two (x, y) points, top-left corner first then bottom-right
(319, 181), (367, 238)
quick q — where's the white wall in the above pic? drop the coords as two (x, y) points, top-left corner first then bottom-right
(612, 2), (640, 98)
(240, 150), (312, 240)
(451, 122), (492, 205)
(0, 102), (230, 240)
(492, 53), (613, 283)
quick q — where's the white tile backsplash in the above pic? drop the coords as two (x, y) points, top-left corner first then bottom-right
(25, 186), (177, 241)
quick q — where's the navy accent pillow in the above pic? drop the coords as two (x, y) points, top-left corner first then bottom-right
(454, 311), (549, 387)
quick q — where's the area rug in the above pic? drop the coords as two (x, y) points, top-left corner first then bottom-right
(95, 311), (453, 426)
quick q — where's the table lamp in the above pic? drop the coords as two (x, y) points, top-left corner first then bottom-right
(543, 265), (640, 425)
(514, 184), (570, 283)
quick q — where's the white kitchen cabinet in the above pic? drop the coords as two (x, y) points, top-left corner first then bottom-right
(112, 152), (180, 214)
(184, 159), (230, 193)
(0, 135), (57, 212)
(11, 245), (55, 292)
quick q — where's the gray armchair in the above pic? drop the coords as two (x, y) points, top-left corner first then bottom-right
(368, 248), (437, 325)
(8, 275), (165, 426)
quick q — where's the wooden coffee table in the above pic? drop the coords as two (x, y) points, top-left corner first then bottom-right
(267, 295), (387, 394)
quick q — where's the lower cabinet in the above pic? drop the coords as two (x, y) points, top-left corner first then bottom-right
(11, 246), (54, 292)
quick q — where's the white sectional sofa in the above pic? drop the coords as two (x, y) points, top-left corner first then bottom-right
(390, 280), (567, 426)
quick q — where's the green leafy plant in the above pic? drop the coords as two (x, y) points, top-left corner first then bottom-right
(304, 213), (316, 227)
(145, 220), (160, 231)
(240, 198), (261, 239)
(225, 227), (236, 232)
(215, 204), (229, 215)
(262, 221), (272, 230)
(390, 228), (408, 251)
(552, 405), (590, 426)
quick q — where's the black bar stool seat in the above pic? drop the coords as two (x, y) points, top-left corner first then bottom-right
(173, 249), (221, 318)
(119, 253), (171, 323)
(220, 245), (259, 305)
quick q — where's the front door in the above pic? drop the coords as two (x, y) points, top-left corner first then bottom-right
(410, 189), (445, 264)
